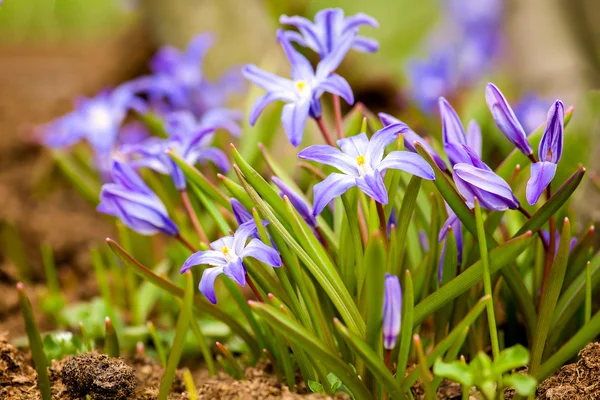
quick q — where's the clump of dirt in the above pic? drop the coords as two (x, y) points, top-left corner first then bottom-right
(61, 353), (136, 400)
(0, 334), (38, 399)
(537, 342), (600, 399)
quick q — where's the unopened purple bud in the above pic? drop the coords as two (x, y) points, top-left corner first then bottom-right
(272, 177), (317, 227)
(383, 274), (402, 350)
(230, 198), (253, 225)
(485, 83), (532, 156)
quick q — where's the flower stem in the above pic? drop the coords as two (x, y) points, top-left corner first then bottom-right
(517, 206), (549, 251)
(246, 273), (264, 302)
(180, 190), (208, 245)
(332, 94), (344, 139)
(527, 153), (538, 164)
(384, 348), (392, 370)
(376, 202), (389, 246)
(175, 233), (197, 253)
(314, 117), (335, 146)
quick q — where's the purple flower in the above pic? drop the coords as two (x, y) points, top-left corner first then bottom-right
(242, 29), (355, 146)
(150, 33), (213, 91)
(447, 0), (503, 31)
(272, 177), (317, 227)
(280, 8), (378, 59)
(514, 94), (553, 135)
(98, 160), (179, 236)
(231, 198), (253, 225)
(383, 273), (401, 350)
(406, 52), (456, 112)
(453, 145), (520, 211)
(194, 66), (246, 114)
(379, 112), (447, 171)
(438, 205), (463, 283)
(125, 112), (228, 191)
(298, 124), (435, 216)
(439, 97), (481, 165)
(526, 101), (564, 205)
(180, 221), (282, 304)
(486, 83), (533, 156)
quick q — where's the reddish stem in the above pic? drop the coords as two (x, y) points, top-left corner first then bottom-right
(175, 233), (197, 253)
(246, 273), (264, 302)
(315, 117), (335, 146)
(180, 190), (208, 244)
(376, 202), (389, 247)
(384, 349), (392, 370)
(332, 94), (344, 139)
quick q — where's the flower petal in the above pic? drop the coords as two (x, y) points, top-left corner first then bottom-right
(232, 220), (261, 255)
(199, 266), (224, 304)
(191, 148), (230, 173)
(281, 100), (311, 147)
(352, 36), (379, 53)
(241, 238), (282, 267)
(466, 120), (482, 158)
(298, 144), (358, 175)
(344, 13), (379, 30)
(315, 29), (357, 79)
(538, 100), (564, 164)
(312, 173), (356, 216)
(439, 97), (467, 146)
(383, 274), (401, 350)
(453, 163), (519, 210)
(184, 33), (214, 63)
(242, 65), (294, 93)
(336, 132), (369, 158)
(223, 258), (247, 286)
(276, 29), (315, 81)
(272, 177), (316, 226)
(378, 151), (435, 180)
(231, 198), (253, 225)
(181, 250), (227, 273)
(526, 161), (557, 205)
(318, 74), (354, 105)
(279, 15), (324, 55)
(248, 91), (293, 126)
(366, 123), (410, 166)
(485, 83), (532, 155)
(356, 170), (388, 204)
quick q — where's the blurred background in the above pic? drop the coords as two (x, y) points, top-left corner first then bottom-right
(1, 0), (599, 336)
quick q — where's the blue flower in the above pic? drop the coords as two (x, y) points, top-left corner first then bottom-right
(230, 198), (253, 225)
(379, 112), (448, 171)
(526, 100), (564, 205)
(279, 8), (379, 59)
(181, 221), (282, 304)
(98, 160), (179, 236)
(298, 124), (435, 216)
(486, 83), (533, 156)
(406, 51), (456, 113)
(242, 29), (355, 146)
(439, 97), (482, 166)
(124, 112), (229, 191)
(383, 273), (401, 350)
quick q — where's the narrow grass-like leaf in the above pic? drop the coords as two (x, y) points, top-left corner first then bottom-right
(147, 321), (166, 367)
(364, 233), (386, 354)
(414, 335), (434, 400)
(40, 243), (60, 294)
(397, 270), (414, 383)
(51, 150), (100, 205)
(159, 271), (194, 400)
(104, 317), (120, 357)
(168, 150), (229, 207)
(435, 225), (458, 344)
(530, 218), (572, 376)
(250, 301), (372, 400)
(586, 262), (592, 323)
(535, 308), (600, 382)
(106, 239), (260, 357)
(216, 342), (245, 380)
(183, 368), (198, 400)
(403, 296), (490, 390)
(334, 319), (404, 399)
(432, 327), (469, 392)
(17, 283), (52, 400)
(91, 246), (122, 341)
(190, 185), (231, 235)
(393, 176), (422, 276)
(474, 199), (499, 359)
(189, 316), (217, 376)
(413, 233), (532, 326)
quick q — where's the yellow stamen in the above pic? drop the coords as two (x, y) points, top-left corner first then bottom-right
(295, 80), (307, 92)
(356, 155), (365, 166)
(220, 246), (230, 255)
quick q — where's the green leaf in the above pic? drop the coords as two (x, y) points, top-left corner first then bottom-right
(106, 239), (261, 358)
(328, 373), (343, 392)
(492, 345), (530, 375)
(433, 359), (473, 387)
(17, 283), (52, 400)
(392, 176), (422, 276)
(396, 270), (414, 382)
(159, 271), (194, 400)
(51, 150), (100, 206)
(250, 302), (372, 400)
(413, 232), (533, 326)
(334, 319), (404, 399)
(103, 317), (119, 357)
(364, 233), (386, 353)
(504, 373), (537, 396)
(308, 380), (325, 394)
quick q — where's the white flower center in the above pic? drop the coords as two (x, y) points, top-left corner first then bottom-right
(220, 246), (235, 262)
(294, 80), (312, 99)
(356, 154), (370, 175)
(88, 105), (113, 131)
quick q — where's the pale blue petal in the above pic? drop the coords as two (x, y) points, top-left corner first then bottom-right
(439, 97), (466, 146)
(242, 65), (294, 93)
(281, 100), (312, 147)
(316, 29), (357, 79)
(232, 220), (260, 255)
(318, 74), (354, 105)
(249, 91), (294, 125)
(466, 120), (482, 158)
(223, 258), (247, 287)
(378, 151), (435, 180)
(337, 132), (369, 158)
(356, 170), (388, 204)
(241, 239), (282, 267)
(199, 266), (224, 304)
(538, 100), (564, 164)
(366, 124), (410, 166)
(181, 250), (227, 273)
(298, 144), (358, 175)
(312, 173), (356, 216)
(526, 161), (557, 205)
(351, 36), (379, 53)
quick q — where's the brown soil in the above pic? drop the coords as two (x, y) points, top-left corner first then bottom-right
(536, 342), (600, 399)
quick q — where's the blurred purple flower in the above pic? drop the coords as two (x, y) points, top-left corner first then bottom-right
(378, 112), (447, 171)
(280, 8), (379, 59)
(526, 100), (564, 205)
(242, 29), (355, 146)
(181, 221), (281, 304)
(514, 94), (553, 135)
(98, 160), (179, 236)
(124, 112), (228, 191)
(299, 124), (435, 216)
(383, 273), (401, 350)
(406, 51), (456, 113)
(486, 83), (533, 156)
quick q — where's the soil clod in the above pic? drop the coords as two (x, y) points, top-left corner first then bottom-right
(61, 352), (136, 400)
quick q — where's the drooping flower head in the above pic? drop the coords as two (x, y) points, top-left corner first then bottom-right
(379, 112), (447, 171)
(383, 274), (402, 350)
(526, 100), (564, 205)
(485, 83), (533, 156)
(279, 8), (379, 59)
(98, 160), (179, 236)
(124, 111), (229, 191)
(181, 221), (282, 304)
(298, 124), (435, 216)
(243, 29), (355, 146)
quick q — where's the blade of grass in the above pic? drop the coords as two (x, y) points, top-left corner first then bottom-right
(104, 317), (120, 357)
(183, 368), (198, 400)
(396, 270), (414, 383)
(189, 316), (217, 376)
(216, 342), (245, 380)
(147, 321), (166, 367)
